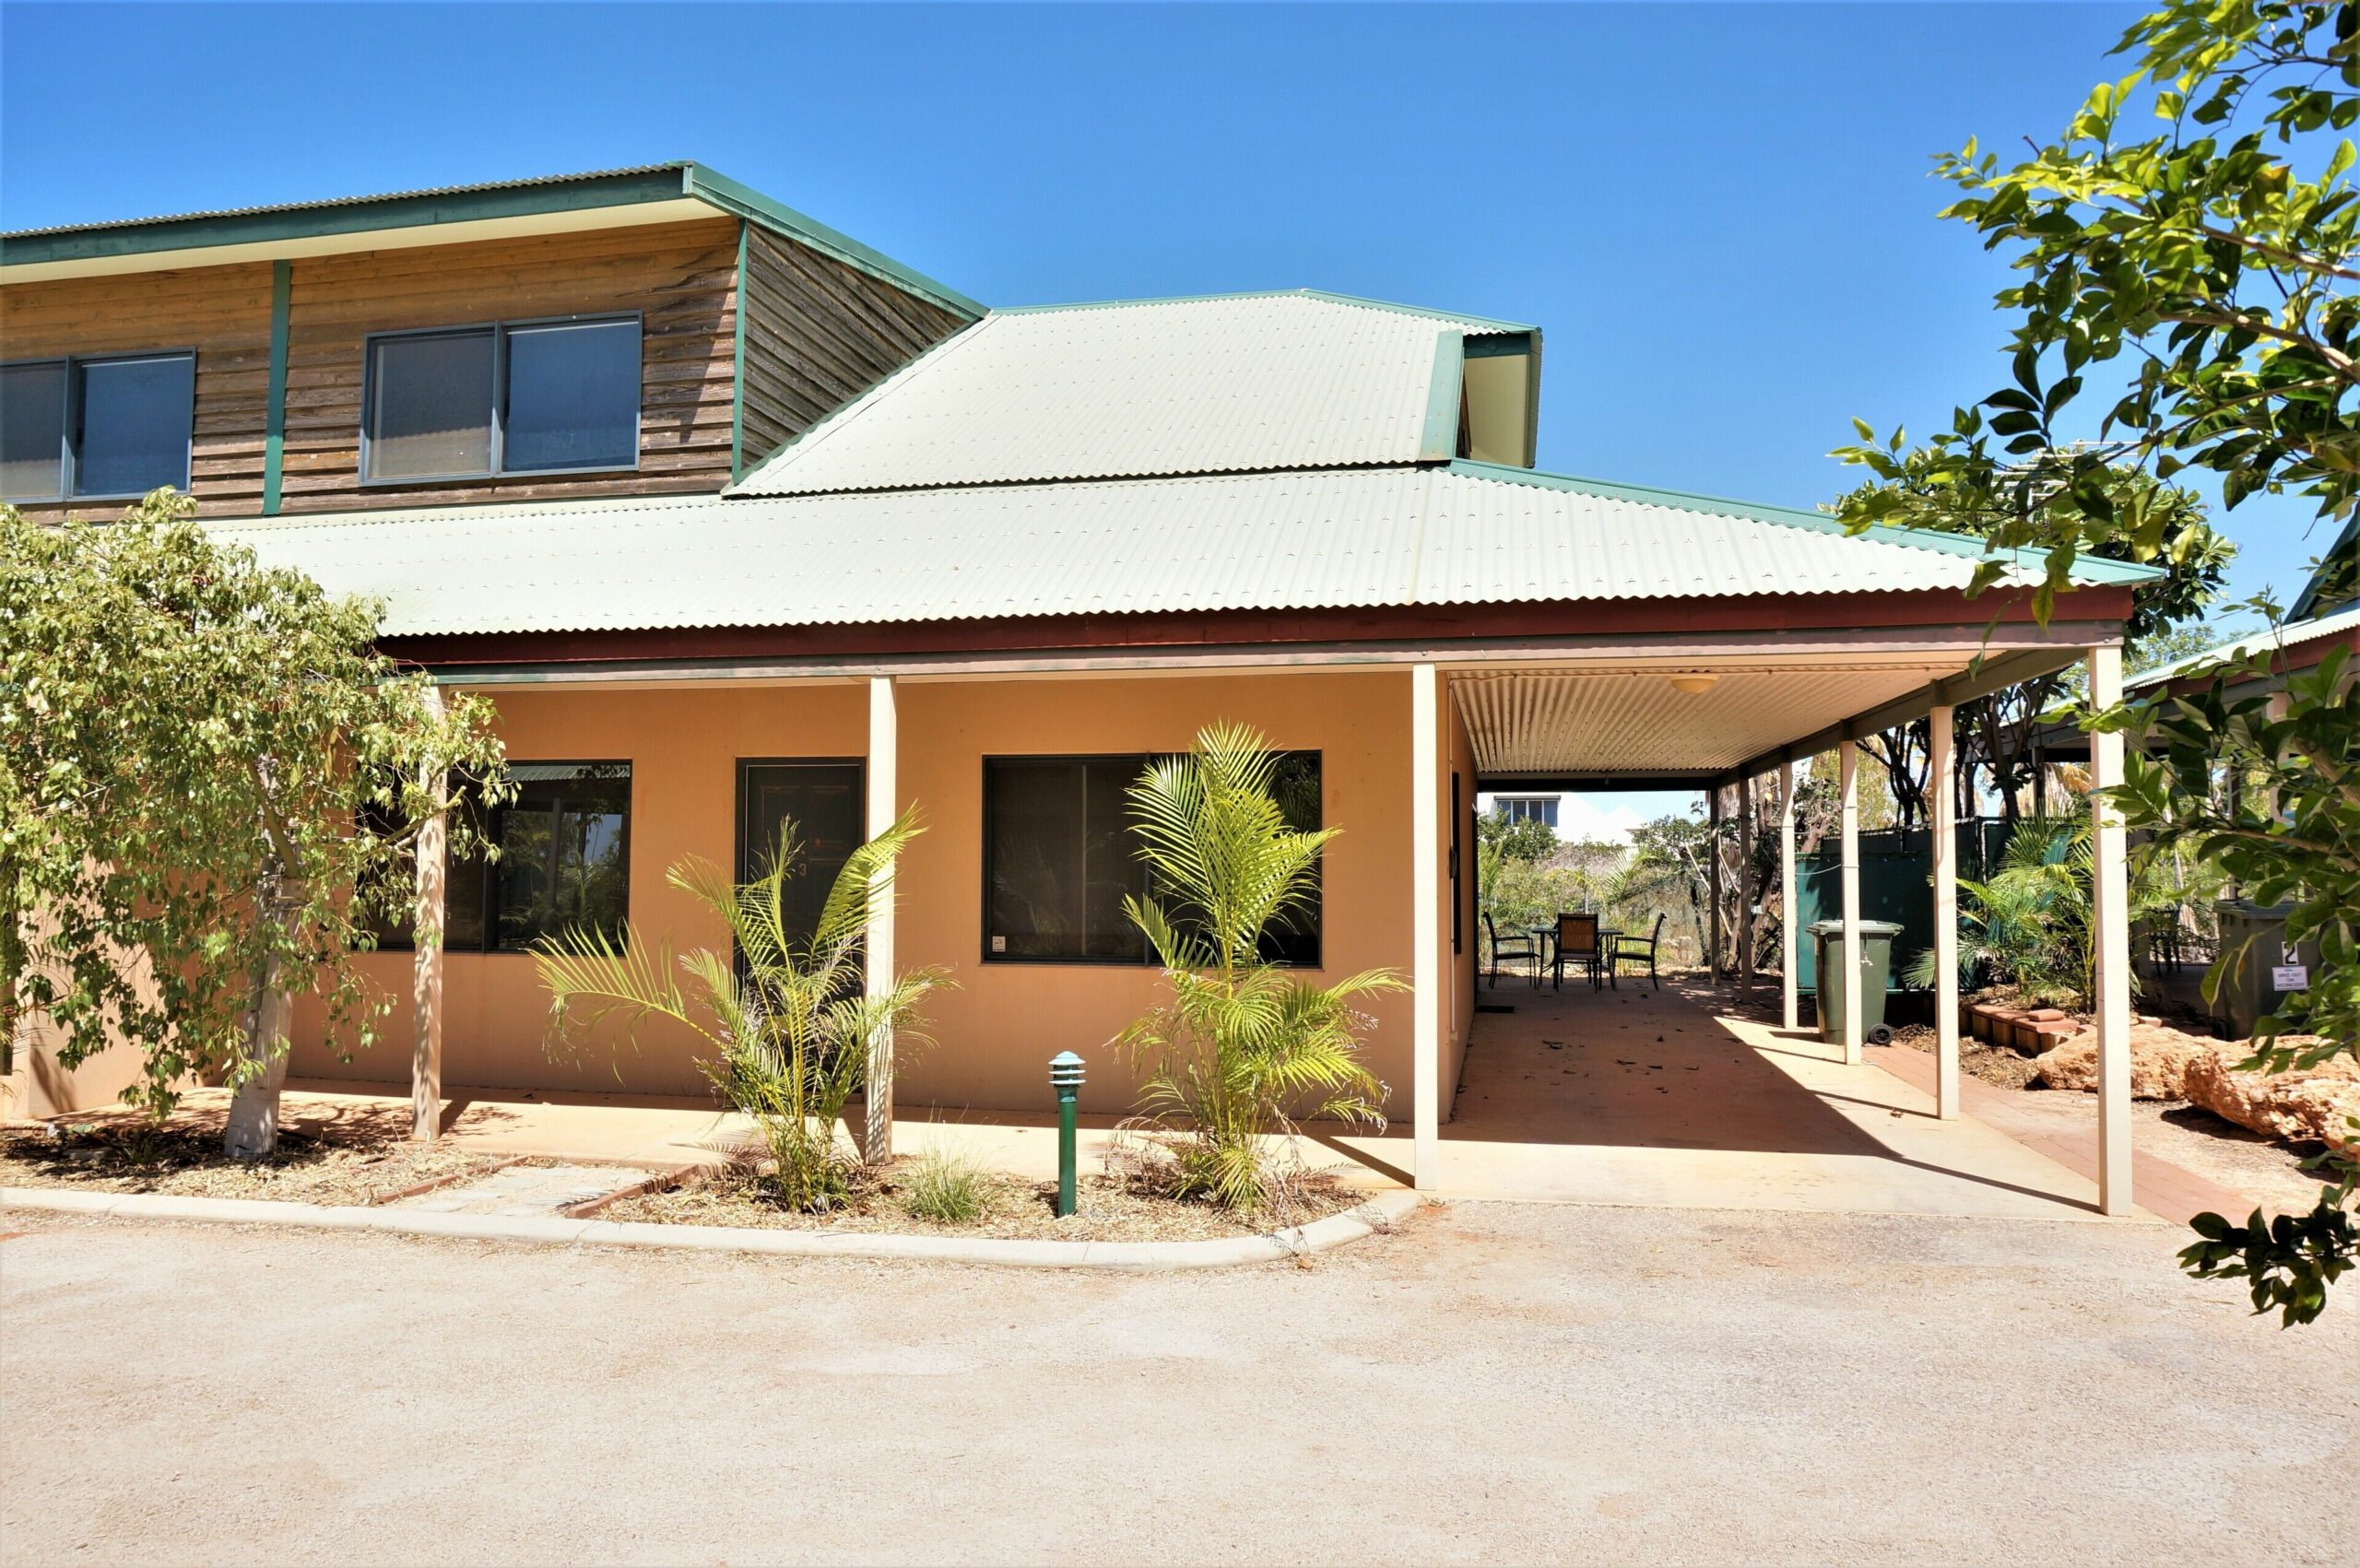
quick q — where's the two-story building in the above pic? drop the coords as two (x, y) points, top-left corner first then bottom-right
(2, 163), (2160, 1202)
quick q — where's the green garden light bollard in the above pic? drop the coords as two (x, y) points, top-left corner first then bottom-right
(1049, 1051), (1085, 1218)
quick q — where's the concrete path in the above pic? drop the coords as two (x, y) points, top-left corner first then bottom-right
(393, 1161), (643, 1217)
(4, 1202), (2352, 1563)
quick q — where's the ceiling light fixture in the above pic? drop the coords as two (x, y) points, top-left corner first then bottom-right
(1669, 673), (1720, 696)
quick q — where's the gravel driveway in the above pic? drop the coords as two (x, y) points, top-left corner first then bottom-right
(5, 1201), (2354, 1564)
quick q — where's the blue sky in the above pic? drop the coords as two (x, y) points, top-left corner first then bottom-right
(1, 2), (2333, 835)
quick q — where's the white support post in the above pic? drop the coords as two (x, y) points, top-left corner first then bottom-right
(1839, 737), (1863, 1066)
(2089, 646), (2134, 1215)
(1737, 772), (1755, 1000)
(1780, 760), (1800, 1032)
(1707, 784), (1724, 981)
(864, 675), (899, 1167)
(411, 684), (446, 1143)
(1411, 664), (1442, 1192)
(1930, 703), (1961, 1120)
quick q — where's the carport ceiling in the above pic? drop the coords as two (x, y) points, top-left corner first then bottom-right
(1455, 663), (1953, 778)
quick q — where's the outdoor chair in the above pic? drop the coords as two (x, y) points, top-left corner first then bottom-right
(1552, 912), (1603, 991)
(1484, 912), (1541, 988)
(1608, 912), (1667, 991)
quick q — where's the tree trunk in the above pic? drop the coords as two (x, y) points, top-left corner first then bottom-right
(223, 887), (300, 1161)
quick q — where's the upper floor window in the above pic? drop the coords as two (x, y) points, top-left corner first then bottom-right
(1, 351), (195, 502)
(1496, 796), (1559, 829)
(362, 316), (640, 483)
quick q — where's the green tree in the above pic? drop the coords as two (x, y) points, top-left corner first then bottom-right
(534, 812), (947, 1211)
(1117, 723), (1400, 1211)
(1, 495), (507, 1156)
(1476, 808), (1558, 865)
(1832, 0), (2359, 1319)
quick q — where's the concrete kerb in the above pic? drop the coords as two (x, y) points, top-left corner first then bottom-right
(0, 1185), (1422, 1270)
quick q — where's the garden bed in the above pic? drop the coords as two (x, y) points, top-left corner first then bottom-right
(0, 1119), (503, 1207)
(601, 1161), (1365, 1244)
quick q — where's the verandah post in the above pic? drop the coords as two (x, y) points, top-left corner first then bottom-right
(864, 674), (899, 1166)
(1780, 760), (1800, 1032)
(1411, 663), (1442, 1192)
(1737, 772), (1755, 1001)
(2088, 646), (2134, 1215)
(1930, 702), (1960, 1120)
(1839, 737), (1863, 1066)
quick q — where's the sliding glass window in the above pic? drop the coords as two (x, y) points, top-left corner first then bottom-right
(361, 316), (639, 483)
(1, 351), (195, 502)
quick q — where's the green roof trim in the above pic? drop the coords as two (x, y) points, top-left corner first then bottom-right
(680, 164), (983, 321)
(1419, 331), (1466, 462)
(1444, 460), (2168, 589)
(2290, 514), (2358, 619)
(993, 287), (1538, 336)
(0, 160), (984, 321)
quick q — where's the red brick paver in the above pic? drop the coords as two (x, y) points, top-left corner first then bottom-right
(1866, 1044), (2259, 1225)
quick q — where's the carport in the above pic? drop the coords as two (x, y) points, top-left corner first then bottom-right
(1400, 590), (2153, 1216)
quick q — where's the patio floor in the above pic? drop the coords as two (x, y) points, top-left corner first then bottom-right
(27, 977), (2212, 1222)
(1329, 973), (2142, 1220)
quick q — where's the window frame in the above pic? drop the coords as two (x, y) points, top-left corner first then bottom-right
(358, 312), (643, 487)
(1, 348), (197, 504)
(979, 749), (1325, 971)
(365, 760), (634, 956)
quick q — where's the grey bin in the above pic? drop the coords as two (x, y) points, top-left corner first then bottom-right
(1808, 918), (1906, 1046)
(2210, 899), (2321, 1042)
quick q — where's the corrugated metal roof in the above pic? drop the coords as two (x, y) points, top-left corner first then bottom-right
(727, 293), (1497, 497)
(211, 465), (2050, 639)
(2128, 600), (2360, 690)
(1, 163), (690, 240)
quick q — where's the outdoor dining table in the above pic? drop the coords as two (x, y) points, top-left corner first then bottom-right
(1523, 925), (1622, 988)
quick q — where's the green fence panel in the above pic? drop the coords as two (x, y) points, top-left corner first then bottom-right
(1793, 819), (2018, 994)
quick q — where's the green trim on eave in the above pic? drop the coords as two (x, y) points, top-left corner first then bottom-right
(261, 259), (291, 515)
(684, 164), (985, 322)
(1420, 331), (1466, 462)
(1444, 460), (2168, 588)
(730, 220), (749, 478)
(3, 166), (694, 268)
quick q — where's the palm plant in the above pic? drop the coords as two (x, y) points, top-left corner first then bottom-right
(533, 810), (946, 1211)
(1117, 723), (1400, 1211)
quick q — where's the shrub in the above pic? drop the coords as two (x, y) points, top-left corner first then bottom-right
(1117, 723), (1401, 1211)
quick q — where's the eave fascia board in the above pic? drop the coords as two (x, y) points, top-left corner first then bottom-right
(0, 165), (701, 276)
(681, 163), (985, 321)
(1445, 460), (2168, 590)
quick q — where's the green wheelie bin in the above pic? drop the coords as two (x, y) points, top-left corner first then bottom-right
(1809, 918), (1904, 1046)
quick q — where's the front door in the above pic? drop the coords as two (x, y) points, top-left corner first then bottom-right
(737, 760), (865, 955)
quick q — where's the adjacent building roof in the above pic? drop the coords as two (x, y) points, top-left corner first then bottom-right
(727, 292), (1530, 497)
(212, 461), (2143, 639)
(0, 160), (984, 318)
(2128, 599), (2360, 691)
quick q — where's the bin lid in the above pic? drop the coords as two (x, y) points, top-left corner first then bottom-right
(1807, 919), (1906, 937)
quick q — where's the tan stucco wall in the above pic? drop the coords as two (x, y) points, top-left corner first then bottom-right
(287, 669), (1464, 1124)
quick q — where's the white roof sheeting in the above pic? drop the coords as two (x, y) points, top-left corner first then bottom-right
(214, 464), (2048, 639)
(726, 292), (1524, 497)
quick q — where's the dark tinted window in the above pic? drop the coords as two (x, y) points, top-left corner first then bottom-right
(0, 361), (66, 501)
(362, 764), (628, 954)
(503, 320), (639, 472)
(985, 752), (1321, 966)
(365, 330), (495, 480)
(75, 353), (195, 497)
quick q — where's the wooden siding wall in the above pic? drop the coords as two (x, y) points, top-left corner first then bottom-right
(3, 214), (971, 517)
(278, 218), (739, 511)
(1, 263), (275, 522)
(737, 223), (966, 468)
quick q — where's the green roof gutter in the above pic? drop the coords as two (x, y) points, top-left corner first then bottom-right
(1445, 460), (2167, 590)
(683, 164), (984, 321)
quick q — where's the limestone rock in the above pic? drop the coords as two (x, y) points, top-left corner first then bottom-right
(2182, 1046), (2360, 1151)
(2033, 1024), (2215, 1100)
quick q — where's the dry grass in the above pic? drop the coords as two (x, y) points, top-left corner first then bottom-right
(602, 1156), (1365, 1243)
(0, 1118), (502, 1207)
